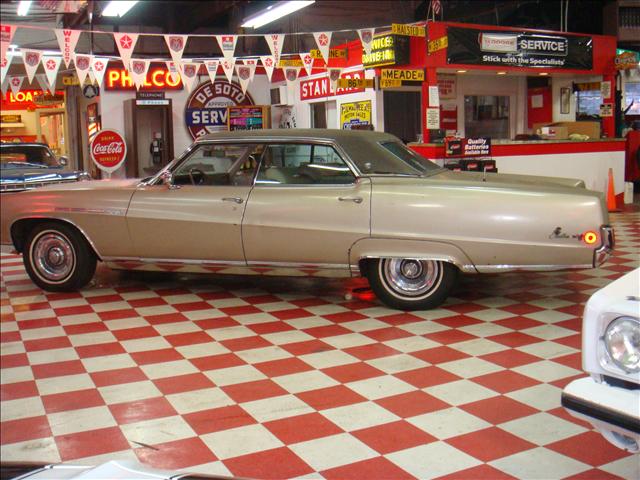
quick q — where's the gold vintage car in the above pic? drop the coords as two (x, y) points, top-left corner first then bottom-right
(0, 129), (614, 310)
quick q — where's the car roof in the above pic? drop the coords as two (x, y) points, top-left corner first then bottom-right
(196, 129), (399, 144)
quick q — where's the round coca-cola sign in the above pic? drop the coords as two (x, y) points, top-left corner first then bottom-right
(90, 129), (127, 173)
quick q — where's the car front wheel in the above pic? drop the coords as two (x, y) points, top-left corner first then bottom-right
(23, 223), (96, 292)
(366, 258), (458, 311)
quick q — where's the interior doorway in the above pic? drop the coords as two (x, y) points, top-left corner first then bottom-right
(383, 91), (421, 143)
(123, 99), (174, 178)
(37, 108), (67, 157)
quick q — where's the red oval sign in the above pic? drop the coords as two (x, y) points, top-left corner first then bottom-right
(90, 129), (127, 173)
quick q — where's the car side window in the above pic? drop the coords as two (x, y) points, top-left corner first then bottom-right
(172, 143), (262, 186)
(256, 143), (355, 185)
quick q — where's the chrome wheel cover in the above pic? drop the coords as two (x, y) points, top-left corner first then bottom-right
(382, 259), (441, 297)
(31, 231), (75, 283)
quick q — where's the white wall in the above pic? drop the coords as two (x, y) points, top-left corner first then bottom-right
(551, 74), (602, 123)
(99, 75), (271, 177)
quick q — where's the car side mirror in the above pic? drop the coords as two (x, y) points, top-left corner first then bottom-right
(58, 155), (68, 166)
(160, 170), (180, 190)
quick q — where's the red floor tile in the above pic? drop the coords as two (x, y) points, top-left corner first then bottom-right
(494, 316), (544, 331)
(363, 327), (413, 342)
(17, 317), (60, 330)
(75, 342), (126, 358)
(220, 305), (261, 316)
(54, 305), (94, 316)
(0, 415), (51, 445)
(425, 329), (478, 344)
(154, 372), (214, 395)
(563, 469), (625, 480)
(270, 308), (314, 321)
(42, 389), (105, 414)
(130, 348), (183, 365)
(194, 317), (239, 330)
(547, 431), (631, 466)
(471, 370), (539, 393)
(164, 331), (214, 347)
(23, 336), (71, 352)
(135, 436), (217, 469)
(225, 446), (314, 479)
(460, 396), (538, 424)
(265, 412), (343, 444)
(377, 312), (426, 326)
(487, 331), (542, 348)
(322, 362), (385, 383)
(173, 301), (213, 312)
(183, 405), (256, 435)
(376, 391), (450, 418)
(56, 426), (130, 461)
(63, 322), (109, 335)
(112, 326), (159, 341)
(396, 366), (462, 389)
(220, 335), (272, 351)
(411, 346), (470, 364)
(0, 331), (20, 343)
(280, 339), (333, 356)
(344, 343), (400, 361)
(297, 385), (367, 411)
(222, 379), (288, 403)
(12, 302), (50, 312)
(322, 455), (416, 480)
(144, 312), (189, 325)
(479, 349), (543, 368)
(353, 420), (437, 454)
(254, 357), (314, 377)
(435, 315), (483, 329)
(248, 321), (296, 335)
(554, 334), (582, 349)
(0, 380), (39, 401)
(303, 324), (352, 338)
(0, 353), (29, 368)
(90, 367), (147, 387)
(322, 311), (368, 323)
(189, 352), (246, 371)
(501, 304), (545, 315)
(31, 360), (87, 380)
(87, 294), (124, 304)
(109, 396), (177, 424)
(243, 294), (281, 305)
(446, 426), (536, 462)
(435, 464), (517, 480)
(97, 308), (138, 321)
(128, 297), (167, 308)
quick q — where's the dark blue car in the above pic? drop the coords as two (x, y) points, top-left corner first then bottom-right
(0, 143), (91, 192)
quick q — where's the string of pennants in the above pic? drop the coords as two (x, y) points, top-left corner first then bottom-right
(0, 22), (424, 97)
(0, 23), (426, 96)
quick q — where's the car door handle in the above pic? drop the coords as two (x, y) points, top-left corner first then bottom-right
(338, 196), (363, 204)
(222, 197), (244, 204)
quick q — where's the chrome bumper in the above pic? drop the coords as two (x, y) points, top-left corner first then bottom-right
(593, 225), (615, 267)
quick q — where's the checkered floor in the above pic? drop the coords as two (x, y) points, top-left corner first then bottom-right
(1, 212), (638, 479)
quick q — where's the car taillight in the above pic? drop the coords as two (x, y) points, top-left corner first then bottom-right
(583, 231), (598, 245)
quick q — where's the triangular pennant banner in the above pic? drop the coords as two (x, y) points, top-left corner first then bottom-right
(74, 53), (92, 86)
(215, 35), (237, 59)
(54, 28), (81, 68)
(328, 68), (341, 93)
(313, 32), (332, 64)
(299, 52), (313, 76)
(235, 64), (252, 94)
(204, 60), (218, 84)
(113, 32), (138, 71)
(243, 59), (257, 82)
(180, 61), (200, 92)
(357, 28), (375, 55)
(42, 56), (61, 92)
(221, 57), (235, 83)
(164, 34), (188, 65)
(1, 77), (9, 97)
(1, 54), (13, 85)
(21, 49), (42, 83)
(90, 56), (108, 86)
(35, 73), (49, 94)
(259, 55), (275, 82)
(1, 24), (16, 63)
(284, 67), (300, 87)
(165, 60), (181, 84)
(129, 58), (150, 90)
(8, 75), (24, 97)
(265, 34), (285, 66)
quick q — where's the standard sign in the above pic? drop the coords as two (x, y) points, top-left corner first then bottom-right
(381, 69), (424, 81)
(336, 77), (374, 89)
(391, 23), (426, 37)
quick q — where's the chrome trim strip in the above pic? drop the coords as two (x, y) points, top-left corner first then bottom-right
(247, 261), (351, 270)
(54, 207), (125, 216)
(594, 225), (614, 267)
(102, 257), (352, 270)
(9, 215), (103, 260)
(475, 264), (592, 273)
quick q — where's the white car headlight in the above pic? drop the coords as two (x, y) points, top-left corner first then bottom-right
(604, 316), (640, 374)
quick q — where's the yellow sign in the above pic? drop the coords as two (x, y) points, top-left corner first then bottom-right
(340, 100), (371, 129)
(336, 78), (374, 89)
(380, 78), (402, 89)
(391, 23), (426, 37)
(278, 58), (303, 68)
(428, 36), (448, 54)
(381, 69), (424, 82)
(62, 75), (79, 86)
(311, 48), (347, 59)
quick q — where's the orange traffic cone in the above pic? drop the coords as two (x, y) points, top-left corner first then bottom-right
(606, 168), (620, 212)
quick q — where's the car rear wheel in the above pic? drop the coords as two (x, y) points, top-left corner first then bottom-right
(366, 258), (458, 310)
(23, 223), (96, 292)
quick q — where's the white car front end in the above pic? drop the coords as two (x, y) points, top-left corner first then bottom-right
(562, 268), (640, 452)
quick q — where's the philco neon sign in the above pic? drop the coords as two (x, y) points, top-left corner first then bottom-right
(105, 66), (183, 91)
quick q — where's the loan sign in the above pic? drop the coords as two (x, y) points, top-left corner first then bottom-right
(90, 129), (127, 173)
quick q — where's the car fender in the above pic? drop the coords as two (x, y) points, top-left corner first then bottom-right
(348, 237), (477, 275)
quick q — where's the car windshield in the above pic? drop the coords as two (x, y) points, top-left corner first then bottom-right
(0, 145), (60, 169)
(360, 141), (441, 176)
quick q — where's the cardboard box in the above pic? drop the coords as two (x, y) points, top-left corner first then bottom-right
(533, 121), (600, 140)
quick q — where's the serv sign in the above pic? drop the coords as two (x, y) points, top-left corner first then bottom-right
(90, 129), (127, 174)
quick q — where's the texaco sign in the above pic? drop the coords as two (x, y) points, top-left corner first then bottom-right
(184, 81), (254, 140)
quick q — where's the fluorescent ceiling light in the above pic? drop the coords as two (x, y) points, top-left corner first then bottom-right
(17, 1), (32, 16)
(242, 1), (315, 29)
(102, 0), (139, 17)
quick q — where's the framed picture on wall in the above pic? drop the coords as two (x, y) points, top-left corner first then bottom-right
(560, 87), (571, 114)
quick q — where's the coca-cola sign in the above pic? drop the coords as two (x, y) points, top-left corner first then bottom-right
(90, 129), (127, 173)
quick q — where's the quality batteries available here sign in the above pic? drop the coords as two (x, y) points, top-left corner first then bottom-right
(340, 101), (371, 129)
(446, 27), (593, 69)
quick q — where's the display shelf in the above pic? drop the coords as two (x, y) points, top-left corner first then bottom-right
(227, 105), (271, 131)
